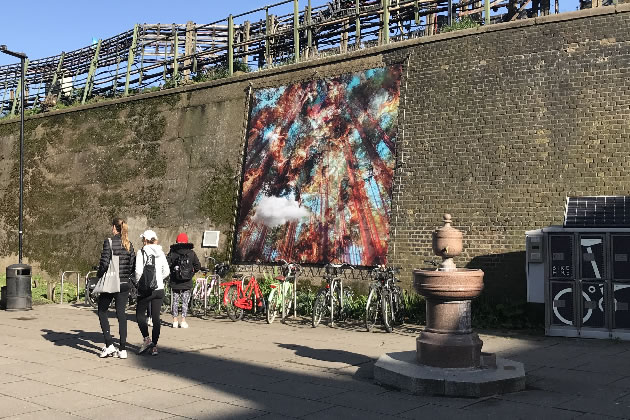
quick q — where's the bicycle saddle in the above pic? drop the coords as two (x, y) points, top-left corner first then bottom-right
(274, 275), (287, 281)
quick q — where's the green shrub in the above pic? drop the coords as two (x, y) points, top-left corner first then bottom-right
(0, 273), (80, 305)
(193, 60), (250, 83)
(440, 17), (480, 33)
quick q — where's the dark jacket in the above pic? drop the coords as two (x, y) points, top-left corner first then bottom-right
(166, 243), (201, 290)
(97, 234), (136, 291)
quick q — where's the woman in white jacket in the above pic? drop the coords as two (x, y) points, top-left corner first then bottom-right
(135, 229), (170, 356)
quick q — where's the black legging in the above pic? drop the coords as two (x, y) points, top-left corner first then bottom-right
(97, 288), (130, 351)
(136, 289), (165, 345)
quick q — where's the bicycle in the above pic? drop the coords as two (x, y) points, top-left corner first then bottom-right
(190, 257), (230, 317)
(160, 277), (171, 314)
(312, 263), (354, 328)
(266, 259), (300, 324)
(365, 265), (405, 333)
(85, 270), (137, 310)
(222, 269), (266, 322)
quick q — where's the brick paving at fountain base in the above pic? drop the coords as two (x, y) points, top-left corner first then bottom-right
(1, 304), (630, 419)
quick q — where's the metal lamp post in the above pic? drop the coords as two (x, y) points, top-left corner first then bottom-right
(0, 45), (28, 263)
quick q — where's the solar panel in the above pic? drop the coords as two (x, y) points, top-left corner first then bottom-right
(564, 196), (630, 228)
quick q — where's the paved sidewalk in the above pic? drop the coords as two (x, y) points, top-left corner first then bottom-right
(1, 305), (630, 419)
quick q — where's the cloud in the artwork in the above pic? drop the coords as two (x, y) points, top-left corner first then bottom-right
(252, 195), (310, 228)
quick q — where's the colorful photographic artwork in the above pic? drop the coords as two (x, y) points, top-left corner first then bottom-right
(234, 66), (402, 266)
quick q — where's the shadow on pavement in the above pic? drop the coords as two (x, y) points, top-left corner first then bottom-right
(276, 342), (373, 369)
(39, 326), (391, 418)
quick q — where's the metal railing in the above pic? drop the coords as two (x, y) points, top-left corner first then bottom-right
(59, 271), (81, 304)
(0, 0), (582, 118)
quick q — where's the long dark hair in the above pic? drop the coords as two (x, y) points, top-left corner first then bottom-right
(112, 217), (130, 251)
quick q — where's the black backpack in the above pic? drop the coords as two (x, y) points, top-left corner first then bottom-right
(173, 254), (194, 282)
(138, 250), (158, 296)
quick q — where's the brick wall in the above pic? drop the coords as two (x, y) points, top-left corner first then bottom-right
(387, 6), (630, 299)
(1, 6), (629, 300)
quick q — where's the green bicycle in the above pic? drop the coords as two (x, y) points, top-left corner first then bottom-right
(266, 259), (300, 324)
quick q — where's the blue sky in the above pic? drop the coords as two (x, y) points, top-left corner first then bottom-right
(1, 0), (581, 66)
(0, 1), (298, 66)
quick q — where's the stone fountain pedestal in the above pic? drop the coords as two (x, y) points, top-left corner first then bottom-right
(374, 214), (526, 397)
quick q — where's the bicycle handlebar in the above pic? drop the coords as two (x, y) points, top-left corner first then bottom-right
(274, 259), (301, 275)
(371, 265), (400, 273)
(324, 263), (354, 269)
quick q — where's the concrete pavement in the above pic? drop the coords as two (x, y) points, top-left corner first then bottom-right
(1, 304), (630, 419)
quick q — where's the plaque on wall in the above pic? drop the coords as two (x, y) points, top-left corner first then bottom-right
(551, 281), (575, 326)
(581, 282), (606, 328)
(550, 235), (574, 279)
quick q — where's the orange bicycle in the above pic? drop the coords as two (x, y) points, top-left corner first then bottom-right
(222, 272), (266, 322)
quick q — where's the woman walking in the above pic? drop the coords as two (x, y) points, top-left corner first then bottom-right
(96, 217), (135, 359)
(135, 230), (169, 356)
(167, 232), (201, 329)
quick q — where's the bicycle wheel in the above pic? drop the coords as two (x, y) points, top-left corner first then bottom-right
(266, 288), (278, 324)
(311, 289), (328, 328)
(86, 291), (98, 309)
(381, 289), (393, 333)
(393, 286), (405, 325)
(161, 287), (171, 314)
(365, 286), (380, 332)
(330, 282), (343, 326)
(190, 290), (204, 317)
(225, 285), (243, 322)
(209, 278), (222, 314)
(340, 288), (353, 321)
(282, 283), (293, 321)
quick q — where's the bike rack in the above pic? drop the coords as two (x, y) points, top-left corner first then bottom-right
(59, 271), (81, 304)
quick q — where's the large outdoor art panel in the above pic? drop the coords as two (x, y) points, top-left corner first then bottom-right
(234, 66), (401, 266)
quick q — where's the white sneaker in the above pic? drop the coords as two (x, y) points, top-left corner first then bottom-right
(180, 320), (189, 329)
(173, 320), (179, 328)
(148, 318), (153, 327)
(118, 350), (128, 359)
(137, 337), (153, 355)
(99, 344), (118, 358)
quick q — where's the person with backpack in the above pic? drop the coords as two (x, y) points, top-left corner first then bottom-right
(167, 232), (201, 329)
(135, 229), (170, 356)
(96, 217), (135, 359)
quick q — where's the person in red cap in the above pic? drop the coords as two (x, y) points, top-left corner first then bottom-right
(166, 232), (201, 328)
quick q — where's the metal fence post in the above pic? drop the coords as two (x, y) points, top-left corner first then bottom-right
(265, 7), (271, 65)
(293, 0), (300, 63)
(382, 0), (390, 44)
(124, 24), (139, 97)
(82, 39), (101, 104)
(485, 0), (491, 24)
(173, 24), (179, 84)
(49, 52), (65, 99)
(414, 0), (419, 24)
(228, 14), (234, 76)
(10, 59), (28, 116)
(355, 0), (361, 46)
(306, 0), (314, 57)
